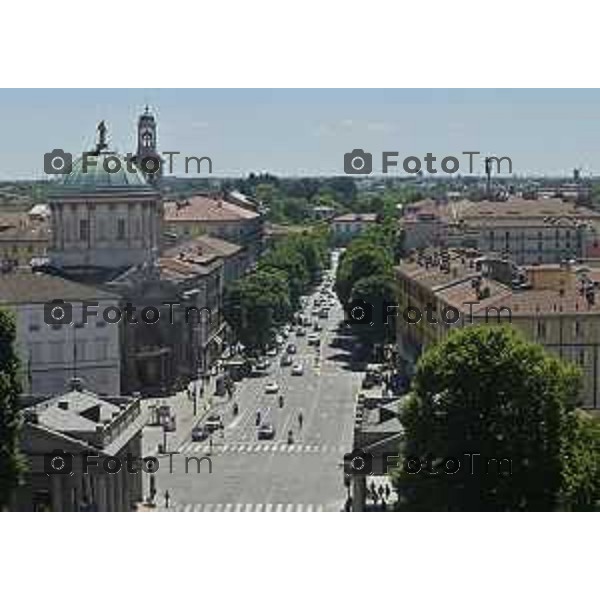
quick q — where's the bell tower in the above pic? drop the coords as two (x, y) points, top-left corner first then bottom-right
(136, 106), (162, 184)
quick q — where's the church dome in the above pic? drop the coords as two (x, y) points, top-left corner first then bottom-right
(60, 152), (152, 192)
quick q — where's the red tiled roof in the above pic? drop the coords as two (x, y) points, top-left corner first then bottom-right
(164, 196), (259, 223)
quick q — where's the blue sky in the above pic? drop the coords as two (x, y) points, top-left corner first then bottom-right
(2, 89), (600, 179)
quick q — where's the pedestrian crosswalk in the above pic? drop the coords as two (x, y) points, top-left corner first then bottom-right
(162, 501), (331, 512)
(177, 441), (347, 455)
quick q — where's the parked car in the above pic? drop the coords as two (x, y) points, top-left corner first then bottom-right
(319, 308), (329, 319)
(204, 414), (223, 432)
(255, 358), (270, 370)
(257, 423), (276, 440)
(265, 381), (280, 394)
(191, 425), (209, 441)
(286, 343), (297, 354)
(313, 321), (322, 332)
(266, 347), (278, 357)
(291, 363), (304, 376)
(280, 354), (293, 367)
(295, 327), (306, 337)
(307, 333), (320, 346)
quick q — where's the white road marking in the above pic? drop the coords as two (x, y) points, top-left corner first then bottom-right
(204, 504), (214, 512)
(306, 504), (314, 512)
(265, 504), (273, 512)
(234, 504), (244, 512)
(276, 504), (284, 512)
(285, 503), (294, 512)
(255, 504), (263, 512)
(224, 504), (233, 512)
(244, 504), (253, 512)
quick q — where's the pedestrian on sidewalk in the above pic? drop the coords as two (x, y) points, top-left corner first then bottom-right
(164, 489), (170, 509)
(384, 483), (391, 499)
(378, 484), (384, 499)
(370, 481), (377, 499)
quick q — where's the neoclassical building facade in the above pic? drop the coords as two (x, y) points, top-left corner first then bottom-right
(48, 154), (163, 274)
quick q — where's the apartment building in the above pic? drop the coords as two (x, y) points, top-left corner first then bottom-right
(331, 213), (377, 245)
(396, 248), (600, 408)
(163, 194), (263, 261)
(401, 197), (600, 264)
(0, 271), (121, 396)
(0, 210), (50, 267)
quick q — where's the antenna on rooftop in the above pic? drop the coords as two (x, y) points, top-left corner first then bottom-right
(485, 156), (493, 199)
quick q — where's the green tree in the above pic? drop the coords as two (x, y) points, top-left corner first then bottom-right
(255, 183), (278, 207)
(0, 309), (24, 509)
(223, 270), (291, 353)
(560, 411), (600, 510)
(394, 326), (584, 511)
(335, 244), (393, 307)
(349, 274), (397, 346)
(259, 246), (309, 307)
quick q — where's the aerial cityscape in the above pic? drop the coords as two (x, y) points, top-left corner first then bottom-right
(1, 90), (599, 512)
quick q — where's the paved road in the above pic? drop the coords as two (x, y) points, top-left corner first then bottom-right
(151, 258), (363, 512)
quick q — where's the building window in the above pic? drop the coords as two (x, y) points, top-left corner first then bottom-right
(578, 349), (585, 366)
(96, 338), (108, 360)
(28, 312), (41, 331)
(30, 342), (43, 363)
(75, 340), (87, 362)
(117, 219), (126, 241)
(575, 321), (582, 337)
(79, 219), (89, 241)
(49, 341), (63, 362)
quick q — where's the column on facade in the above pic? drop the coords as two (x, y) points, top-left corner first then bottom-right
(352, 475), (367, 512)
(96, 474), (108, 512)
(51, 475), (63, 512)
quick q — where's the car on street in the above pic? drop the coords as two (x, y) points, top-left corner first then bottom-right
(191, 425), (210, 441)
(266, 347), (278, 357)
(204, 414), (223, 432)
(313, 321), (322, 332)
(280, 354), (293, 367)
(257, 423), (275, 440)
(255, 358), (270, 370)
(295, 327), (306, 336)
(286, 343), (297, 354)
(311, 308), (320, 316)
(319, 308), (329, 319)
(265, 381), (280, 394)
(291, 363), (304, 376)
(307, 333), (320, 346)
